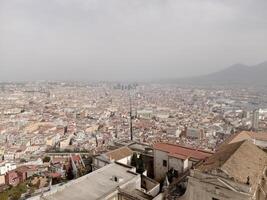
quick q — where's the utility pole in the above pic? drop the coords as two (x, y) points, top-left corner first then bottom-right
(130, 95), (133, 141)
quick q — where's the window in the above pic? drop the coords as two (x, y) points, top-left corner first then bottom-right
(163, 160), (167, 167)
(212, 198), (219, 200)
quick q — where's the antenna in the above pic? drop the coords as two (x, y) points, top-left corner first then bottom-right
(130, 94), (133, 141)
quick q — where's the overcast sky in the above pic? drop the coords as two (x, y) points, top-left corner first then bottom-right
(0, 0), (266, 82)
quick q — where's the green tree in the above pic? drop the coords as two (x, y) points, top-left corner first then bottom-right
(42, 156), (51, 163)
(136, 154), (145, 174)
(9, 183), (27, 200)
(66, 168), (74, 180)
(20, 158), (27, 163)
(130, 152), (138, 167)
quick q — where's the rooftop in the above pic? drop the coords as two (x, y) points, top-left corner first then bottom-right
(220, 131), (267, 148)
(104, 146), (133, 161)
(198, 140), (267, 193)
(153, 143), (213, 160)
(40, 163), (138, 200)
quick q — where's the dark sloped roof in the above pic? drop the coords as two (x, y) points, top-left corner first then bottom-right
(198, 140), (267, 193)
(199, 141), (243, 172)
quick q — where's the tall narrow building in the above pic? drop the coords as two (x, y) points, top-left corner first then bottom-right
(252, 109), (259, 131)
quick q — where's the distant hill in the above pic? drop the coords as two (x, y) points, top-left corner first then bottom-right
(176, 61), (267, 87)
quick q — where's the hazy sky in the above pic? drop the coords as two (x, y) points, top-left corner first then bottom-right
(0, 0), (267, 82)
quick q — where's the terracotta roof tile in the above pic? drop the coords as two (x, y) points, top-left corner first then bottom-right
(105, 146), (133, 161)
(154, 143), (213, 160)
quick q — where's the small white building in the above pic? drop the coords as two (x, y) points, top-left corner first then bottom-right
(0, 162), (17, 175)
(92, 146), (133, 170)
(153, 143), (213, 182)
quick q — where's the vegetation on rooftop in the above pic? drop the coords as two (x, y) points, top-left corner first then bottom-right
(0, 183), (27, 200)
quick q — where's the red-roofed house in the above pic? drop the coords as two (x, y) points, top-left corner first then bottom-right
(153, 143), (213, 181)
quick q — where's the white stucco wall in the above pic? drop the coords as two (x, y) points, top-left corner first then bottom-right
(0, 175), (5, 185)
(168, 156), (183, 174)
(254, 139), (267, 148)
(117, 156), (131, 165)
(154, 150), (169, 181)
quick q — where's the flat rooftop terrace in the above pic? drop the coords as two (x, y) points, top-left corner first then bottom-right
(41, 163), (138, 200)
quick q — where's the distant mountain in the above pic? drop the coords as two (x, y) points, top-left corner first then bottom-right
(176, 61), (267, 87)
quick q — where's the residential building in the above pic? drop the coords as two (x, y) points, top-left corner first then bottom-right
(0, 162), (16, 175)
(92, 146), (133, 170)
(153, 143), (213, 182)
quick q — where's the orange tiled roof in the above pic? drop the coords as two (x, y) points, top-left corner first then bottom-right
(154, 143), (213, 160)
(105, 146), (133, 161)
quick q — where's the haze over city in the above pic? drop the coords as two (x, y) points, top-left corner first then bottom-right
(0, 1), (267, 200)
(1, 0), (267, 81)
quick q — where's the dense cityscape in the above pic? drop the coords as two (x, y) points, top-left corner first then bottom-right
(1, 0), (267, 199)
(0, 82), (266, 199)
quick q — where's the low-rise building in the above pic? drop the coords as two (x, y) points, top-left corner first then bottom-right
(153, 143), (213, 182)
(0, 162), (16, 175)
(28, 162), (160, 200)
(92, 146), (133, 170)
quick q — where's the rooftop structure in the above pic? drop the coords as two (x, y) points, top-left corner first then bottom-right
(180, 140), (267, 200)
(221, 131), (267, 148)
(154, 143), (212, 161)
(29, 162), (160, 200)
(105, 146), (133, 161)
(153, 143), (213, 181)
(92, 146), (133, 170)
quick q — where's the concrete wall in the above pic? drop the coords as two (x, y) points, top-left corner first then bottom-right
(154, 150), (168, 181)
(168, 156), (183, 174)
(117, 156), (131, 166)
(93, 158), (108, 170)
(152, 193), (164, 200)
(141, 175), (160, 197)
(255, 139), (267, 148)
(0, 175), (5, 185)
(103, 173), (141, 200)
(184, 159), (189, 171)
(182, 171), (252, 200)
(0, 166), (6, 175)
(154, 149), (186, 181)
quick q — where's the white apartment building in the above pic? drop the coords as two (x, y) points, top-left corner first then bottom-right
(0, 162), (17, 175)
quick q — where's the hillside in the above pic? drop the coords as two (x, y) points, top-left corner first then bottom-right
(178, 61), (267, 87)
